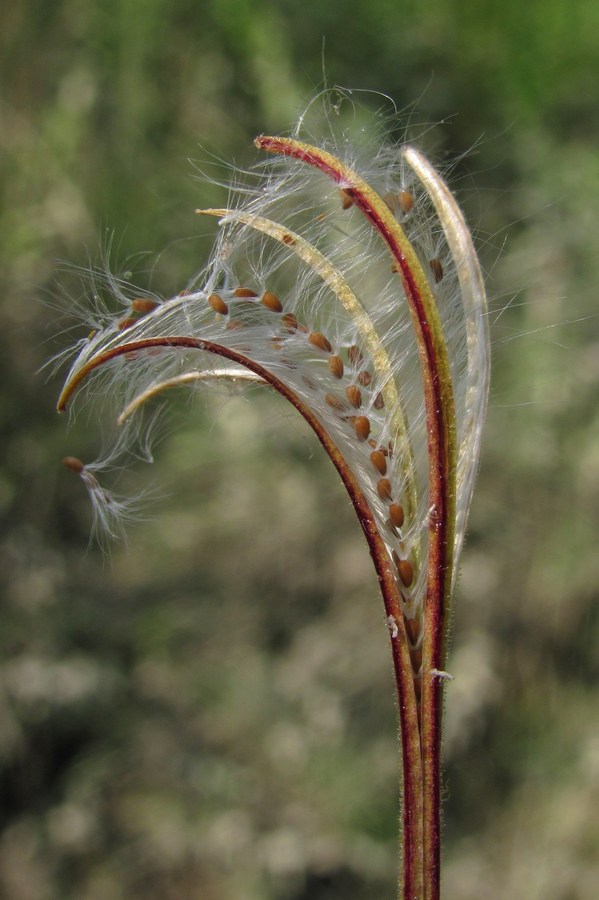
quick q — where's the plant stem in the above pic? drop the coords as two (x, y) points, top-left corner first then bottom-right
(58, 334), (425, 898)
(254, 137), (458, 900)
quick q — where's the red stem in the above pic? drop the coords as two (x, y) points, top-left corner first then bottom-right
(255, 136), (457, 900)
(58, 335), (425, 898)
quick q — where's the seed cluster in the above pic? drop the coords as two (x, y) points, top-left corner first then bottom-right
(205, 283), (422, 673)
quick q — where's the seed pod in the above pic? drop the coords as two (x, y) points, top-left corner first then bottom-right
(376, 478), (392, 501)
(208, 293), (229, 315)
(308, 332), (333, 353)
(261, 291), (283, 312)
(345, 385), (362, 408)
(389, 503), (405, 529)
(354, 416), (371, 441)
(328, 355), (344, 378)
(370, 450), (387, 476)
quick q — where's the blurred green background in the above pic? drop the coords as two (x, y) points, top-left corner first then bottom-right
(1, 1), (598, 898)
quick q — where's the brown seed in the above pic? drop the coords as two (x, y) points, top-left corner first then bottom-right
(345, 385), (362, 408)
(348, 345), (363, 366)
(208, 293), (229, 315)
(398, 190), (414, 214)
(376, 478), (392, 501)
(389, 503), (405, 528)
(282, 313), (299, 331)
(404, 615), (420, 646)
(325, 393), (347, 412)
(370, 450), (387, 476)
(261, 291), (283, 312)
(225, 318), (243, 331)
(409, 644), (423, 673)
(357, 370), (372, 386)
(233, 287), (257, 298)
(404, 618), (419, 647)
(308, 332), (333, 353)
(383, 192), (399, 213)
(118, 317), (137, 330)
(354, 416), (371, 441)
(373, 392), (385, 410)
(414, 672), (422, 703)
(429, 258), (444, 283)
(62, 456), (84, 474)
(282, 233), (295, 245)
(131, 298), (159, 313)
(397, 558), (414, 587)
(328, 355), (344, 378)
(340, 189), (353, 210)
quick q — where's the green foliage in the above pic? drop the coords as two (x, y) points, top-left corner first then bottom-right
(1, 1), (598, 897)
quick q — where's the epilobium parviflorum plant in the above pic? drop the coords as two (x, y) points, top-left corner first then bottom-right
(57, 93), (489, 899)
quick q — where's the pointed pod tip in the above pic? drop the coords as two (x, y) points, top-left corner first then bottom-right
(255, 135), (281, 154)
(196, 208), (227, 218)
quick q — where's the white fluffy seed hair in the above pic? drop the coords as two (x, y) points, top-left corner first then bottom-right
(58, 88), (489, 608)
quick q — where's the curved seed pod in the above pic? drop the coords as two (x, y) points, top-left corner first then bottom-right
(56, 94), (489, 900)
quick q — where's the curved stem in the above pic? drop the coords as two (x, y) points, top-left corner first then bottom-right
(117, 368), (265, 424)
(255, 136), (457, 899)
(401, 145), (490, 582)
(58, 334), (424, 899)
